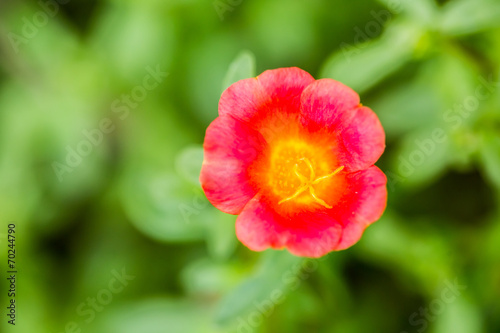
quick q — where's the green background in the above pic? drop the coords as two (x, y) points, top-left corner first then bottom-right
(1, 0), (500, 332)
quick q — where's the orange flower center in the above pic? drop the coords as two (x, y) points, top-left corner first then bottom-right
(266, 140), (344, 209)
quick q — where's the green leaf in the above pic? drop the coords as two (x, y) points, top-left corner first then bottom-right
(175, 145), (204, 186)
(359, 213), (453, 293)
(376, 0), (438, 26)
(215, 250), (303, 326)
(441, 0), (500, 36)
(320, 22), (422, 93)
(222, 50), (256, 92)
(93, 298), (220, 333)
(174, 145), (238, 259)
(433, 298), (483, 333)
(120, 169), (208, 242)
(430, 52), (479, 119)
(181, 258), (242, 296)
(90, 4), (175, 81)
(391, 126), (451, 189)
(371, 70), (440, 138)
(479, 131), (500, 189)
(206, 213), (238, 261)
(186, 34), (243, 125)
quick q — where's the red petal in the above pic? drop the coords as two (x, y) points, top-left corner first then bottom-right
(300, 78), (360, 131)
(334, 166), (387, 250)
(285, 215), (343, 258)
(235, 194), (288, 251)
(236, 194), (343, 258)
(200, 116), (266, 214)
(218, 77), (267, 123)
(257, 67), (315, 115)
(219, 67), (315, 123)
(236, 167), (386, 256)
(336, 106), (385, 172)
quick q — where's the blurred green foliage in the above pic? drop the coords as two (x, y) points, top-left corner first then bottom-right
(0, 0), (500, 332)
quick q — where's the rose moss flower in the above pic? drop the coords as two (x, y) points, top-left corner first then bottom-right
(200, 67), (387, 258)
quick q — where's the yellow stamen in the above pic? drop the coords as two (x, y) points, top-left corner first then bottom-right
(312, 166), (344, 184)
(293, 164), (309, 183)
(278, 157), (344, 208)
(309, 186), (332, 209)
(277, 184), (308, 205)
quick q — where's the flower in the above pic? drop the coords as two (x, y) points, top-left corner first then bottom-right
(200, 67), (387, 258)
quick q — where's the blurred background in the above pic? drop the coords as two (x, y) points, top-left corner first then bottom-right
(1, 0), (500, 332)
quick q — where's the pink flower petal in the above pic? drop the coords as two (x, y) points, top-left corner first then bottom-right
(336, 106), (386, 172)
(257, 67), (315, 115)
(300, 78), (360, 131)
(219, 67), (315, 124)
(202, 68), (388, 257)
(200, 116), (266, 214)
(235, 194), (289, 251)
(236, 194), (344, 258)
(334, 166), (387, 250)
(218, 77), (267, 123)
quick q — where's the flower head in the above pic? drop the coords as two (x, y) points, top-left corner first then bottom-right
(200, 67), (387, 258)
